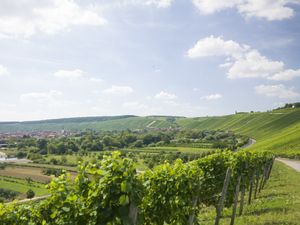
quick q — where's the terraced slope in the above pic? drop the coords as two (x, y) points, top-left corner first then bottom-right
(178, 108), (300, 154)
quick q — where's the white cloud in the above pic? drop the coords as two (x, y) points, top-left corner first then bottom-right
(269, 69), (300, 81)
(110, 0), (173, 8)
(192, 0), (300, 21)
(227, 50), (284, 79)
(154, 91), (177, 100)
(53, 69), (85, 79)
(0, 103), (16, 109)
(0, 0), (106, 39)
(192, 0), (241, 14)
(103, 85), (134, 95)
(144, 0), (173, 8)
(255, 84), (299, 99)
(238, 0), (295, 21)
(219, 62), (233, 68)
(187, 35), (249, 59)
(188, 36), (300, 81)
(20, 90), (63, 103)
(201, 93), (223, 100)
(89, 77), (103, 83)
(0, 65), (9, 77)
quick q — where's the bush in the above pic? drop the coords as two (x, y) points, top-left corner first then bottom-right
(16, 151), (27, 159)
(42, 168), (63, 177)
(0, 188), (19, 200)
(26, 189), (35, 199)
(0, 163), (7, 170)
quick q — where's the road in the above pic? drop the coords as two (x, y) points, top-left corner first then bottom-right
(276, 158), (300, 172)
(241, 138), (257, 149)
(239, 140), (300, 173)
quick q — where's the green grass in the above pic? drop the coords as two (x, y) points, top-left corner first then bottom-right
(44, 154), (92, 165)
(198, 161), (300, 224)
(0, 176), (49, 198)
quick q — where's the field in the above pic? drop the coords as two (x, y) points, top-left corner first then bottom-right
(0, 164), (77, 201)
(0, 165), (52, 183)
(0, 176), (48, 199)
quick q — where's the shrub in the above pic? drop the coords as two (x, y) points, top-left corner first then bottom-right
(26, 189), (35, 199)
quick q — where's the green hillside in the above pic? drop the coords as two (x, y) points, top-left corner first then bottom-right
(178, 108), (300, 154)
(1, 108), (300, 156)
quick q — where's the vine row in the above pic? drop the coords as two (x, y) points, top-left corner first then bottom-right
(0, 150), (274, 225)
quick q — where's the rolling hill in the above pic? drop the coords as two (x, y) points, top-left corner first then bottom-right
(0, 108), (299, 155)
(0, 115), (181, 132)
(178, 108), (300, 154)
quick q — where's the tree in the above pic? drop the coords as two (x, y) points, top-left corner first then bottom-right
(122, 134), (137, 146)
(37, 139), (48, 150)
(16, 151), (26, 159)
(25, 177), (33, 185)
(133, 140), (143, 148)
(26, 189), (35, 199)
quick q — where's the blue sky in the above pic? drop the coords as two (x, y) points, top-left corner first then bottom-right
(0, 0), (300, 121)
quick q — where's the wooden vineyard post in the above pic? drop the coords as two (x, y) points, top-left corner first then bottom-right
(266, 157), (275, 180)
(248, 172), (255, 204)
(254, 172), (260, 199)
(263, 159), (274, 189)
(239, 182), (246, 216)
(188, 196), (198, 225)
(129, 202), (138, 225)
(215, 167), (232, 225)
(230, 175), (241, 225)
(259, 165), (268, 192)
(239, 161), (248, 216)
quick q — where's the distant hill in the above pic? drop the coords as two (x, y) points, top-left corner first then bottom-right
(0, 108), (300, 154)
(0, 115), (181, 132)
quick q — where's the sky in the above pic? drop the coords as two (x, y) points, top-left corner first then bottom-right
(0, 0), (300, 121)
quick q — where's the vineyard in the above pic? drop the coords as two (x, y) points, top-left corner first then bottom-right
(0, 150), (274, 225)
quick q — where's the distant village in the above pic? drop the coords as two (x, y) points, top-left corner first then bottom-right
(0, 130), (78, 150)
(0, 130), (76, 139)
